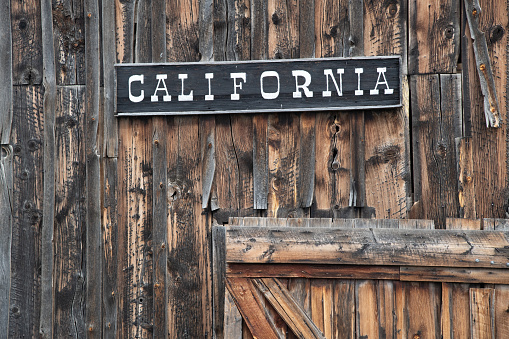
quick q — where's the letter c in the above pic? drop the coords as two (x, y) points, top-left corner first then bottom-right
(129, 74), (144, 103)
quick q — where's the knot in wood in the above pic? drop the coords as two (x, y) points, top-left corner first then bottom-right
(271, 12), (280, 25)
(490, 25), (505, 43)
(444, 25), (455, 39)
(387, 3), (398, 18)
(18, 19), (27, 30)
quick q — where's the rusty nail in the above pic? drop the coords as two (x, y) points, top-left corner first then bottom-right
(91, 117), (95, 121)
(107, 322), (111, 329)
(413, 335), (420, 339)
(89, 326), (93, 332)
(155, 283), (161, 288)
(491, 106), (496, 113)
(111, 291), (115, 297)
(88, 13), (92, 18)
(466, 175), (472, 183)
(479, 64), (486, 71)
(161, 243), (165, 249)
(160, 182), (164, 188)
(154, 139), (159, 145)
(208, 142), (212, 148)
(472, 9), (477, 16)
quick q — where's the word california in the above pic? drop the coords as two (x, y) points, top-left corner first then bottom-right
(115, 57), (401, 115)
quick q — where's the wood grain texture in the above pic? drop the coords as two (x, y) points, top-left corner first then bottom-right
(225, 225), (509, 268)
(226, 278), (282, 339)
(470, 288), (495, 339)
(166, 0), (200, 62)
(53, 0), (86, 85)
(400, 267), (509, 284)
(0, 144), (12, 338)
(441, 283), (471, 339)
(333, 280), (355, 339)
(11, 0), (43, 85)
(167, 116), (212, 338)
(152, 117), (168, 338)
(494, 285), (509, 339)
(84, 0), (102, 335)
(8, 87), (43, 338)
(253, 278), (326, 339)
(40, 0), (57, 334)
(53, 86), (86, 338)
(409, 0), (460, 74)
(102, 0), (118, 156)
(463, 0), (509, 219)
(212, 226), (226, 339)
(411, 74), (462, 228)
(117, 118), (154, 338)
(0, 0), (13, 143)
(310, 279), (333, 338)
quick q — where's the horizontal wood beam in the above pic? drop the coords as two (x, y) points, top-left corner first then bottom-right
(224, 226), (509, 268)
(400, 267), (509, 285)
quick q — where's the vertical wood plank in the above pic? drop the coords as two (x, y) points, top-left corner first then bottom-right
(494, 286), (509, 339)
(313, 0), (351, 216)
(470, 288), (495, 339)
(167, 116), (212, 338)
(408, 0), (460, 74)
(40, 0), (57, 334)
(311, 279), (333, 338)
(252, 0), (269, 210)
(53, 0), (86, 85)
(8, 87), (43, 338)
(441, 283), (471, 339)
(11, 0), (43, 85)
(456, 137), (477, 219)
(0, 144), (12, 338)
(333, 280), (355, 339)
(463, 0), (508, 219)
(102, 157), (118, 338)
(84, 0), (102, 334)
(212, 226), (226, 339)
(411, 74), (462, 228)
(54, 86), (86, 338)
(153, 117), (168, 338)
(166, 0), (200, 62)
(0, 0), (13, 334)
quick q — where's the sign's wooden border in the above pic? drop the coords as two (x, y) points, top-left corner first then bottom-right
(115, 56), (402, 116)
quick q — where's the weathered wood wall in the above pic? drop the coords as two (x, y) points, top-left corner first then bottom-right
(0, 0), (508, 337)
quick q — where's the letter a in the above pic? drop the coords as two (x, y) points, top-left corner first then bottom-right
(370, 67), (394, 95)
(151, 74), (171, 102)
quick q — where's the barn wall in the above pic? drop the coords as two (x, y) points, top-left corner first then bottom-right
(0, 0), (508, 337)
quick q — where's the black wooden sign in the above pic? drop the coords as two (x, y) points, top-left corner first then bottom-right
(115, 56), (401, 116)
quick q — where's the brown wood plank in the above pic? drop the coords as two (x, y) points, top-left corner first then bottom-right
(309, 279), (333, 338)
(11, 0), (43, 85)
(225, 226), (509, 268)
(53, 0), (86, 85)
(441, 283), (471, 339)
(484, 218), (509, 231)
(213, 226), (227, 339)
(226, 278), (282, 339)
(446, 217), (481, 230)
(8, 86), (44, 338)
(102, 156), (118, 338)
(0, 0), (13, 332)
(40, 0), (57, 334)
(463, 0), (509, 219)
(166, 0), (200, 62)
(400, 267), (509, 284)
(495, 286), (509, 339)
(333, 280), (355, 339)
(470, 288), (495, 339)
(356, 280), (379, 339)
(53, 86), (86, 338)
(456, 137), (476, 219)
(167, 116), (212, 338)
(117, 118), (153, 338)
(409, 0), (460, 74)
(411, 74), (462, 228)
(152, 117), (168, 338)
(253, 278), (326, 339)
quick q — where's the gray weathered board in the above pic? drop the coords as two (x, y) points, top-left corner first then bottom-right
(115, 56), (401, 116)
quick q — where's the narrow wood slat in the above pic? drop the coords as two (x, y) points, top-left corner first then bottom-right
(40, 0), (57, 335)
(484, 218), (509, 231)
(310, 279), (332, 338)
(470, 288), (495, 339)
(441, 283), (471, 339)
(0, 0), (12, 143)
(333, 280), (355, 339)
(409, 0), (460, 74)
(495, 286), (509, 339)
(226, 226), (509, 268)
(228, 264), (400, 281)
(152, 118), (168, 338)
(401, 267), (509, 284)
(226, 278), (282, 339)
(0, 145), (12, 338)
(253, 278), (326, 339)
(213, 226), (227, 339)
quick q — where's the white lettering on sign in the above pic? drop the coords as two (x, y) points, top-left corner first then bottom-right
(178, 74), (194, 101)
(260, 71), (280, 99)
(205, 73), (214, 101)
(322, 69), (344, 97)
(128, 75), (145, 103)
(370, 67), (393, 95)
(292, 70), (313, 98)
(151, 74), (171, 102)
(355, 68), (364, 96)
(231, 72), (247, 100)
